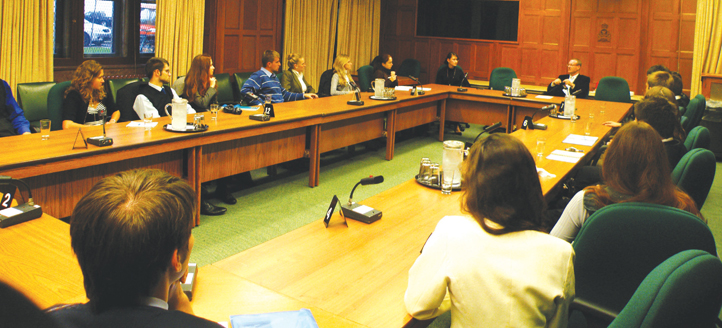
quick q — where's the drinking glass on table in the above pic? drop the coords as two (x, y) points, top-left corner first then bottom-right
(209, 104), (219, 121)
(40, 119), (51, 140)
(585, 113), (595, 136)
(143, 111), (153, 131)
(441, 169), (454, 195)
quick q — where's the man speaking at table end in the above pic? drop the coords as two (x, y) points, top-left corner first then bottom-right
(545, 59), (590, 99)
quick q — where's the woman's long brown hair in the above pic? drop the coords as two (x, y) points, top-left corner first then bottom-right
(183, 54), (213, 103)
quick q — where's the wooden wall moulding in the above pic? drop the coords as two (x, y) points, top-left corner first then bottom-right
(379, 0), (696, 96)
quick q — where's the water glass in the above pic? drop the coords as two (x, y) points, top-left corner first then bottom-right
(193, 114), (205, 129)
(430, 163), (440, 185)
(441, 170), (454, 195)
(143, 111), (153, 131)
(40, 119), (51, 140)
(210, 104), (219, 121)
(585, 113), (595, 136)
(536, 137), (546, 157)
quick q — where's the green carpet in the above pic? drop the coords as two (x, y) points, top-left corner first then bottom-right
(191, 126), (722, 269)
(190, 127), (482, 266)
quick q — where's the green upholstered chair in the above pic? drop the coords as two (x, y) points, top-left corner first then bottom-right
(594, 76), (631, 103)
(233, 72), (253, 104)
(684, 125), (710, 151)
(570, 202), (716, 327)
(607, 250), (722, 328)
(672, 148), (716, 209)
(357, 65), (374, 92)
(16, 82), (56, 132)
(46, 81), (71, 131)
(682, 94), (706, 132)
(488, 67), (517, 91)
(213, 73), (234, 105)
(107, 78), (141, 107)
(397, 59), (421, 79)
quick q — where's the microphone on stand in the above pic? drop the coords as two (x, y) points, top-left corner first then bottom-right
(521, 104), (557, 130)
(408, 76), (425, 95)
(86, 105), (113, 147)
(339, 175), (384, 223)
(347, 80), (364, 106)
(458, 72), (469, 92)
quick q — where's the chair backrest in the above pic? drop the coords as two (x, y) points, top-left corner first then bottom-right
(115, 81), (144, 122)
(107, 78), (141, 107)
(357, 65), (374, 92)
(573, 202), (716, 316)
(234, 72), (253, 103)
(46, 81), (71, 131)
(16, 82), (56, 130)
(489, 67), (517, 91)
(609, 250), (722, 328)
(0, 280), (61, 328)
(672, 148), (716, 209)
(682, 94), (705, 131)
(397, 59), (421, 78)
(317, 69), (335, 98)
(683, 125), (710, 151)
(213, 73), (234, 105)
(594, 76), (631, 103)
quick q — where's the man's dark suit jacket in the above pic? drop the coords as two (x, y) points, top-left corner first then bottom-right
(545, 74), (590, 99)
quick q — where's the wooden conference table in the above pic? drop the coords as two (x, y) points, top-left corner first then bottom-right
(0, 85), (630, 225)
(0, 97), (631, 326)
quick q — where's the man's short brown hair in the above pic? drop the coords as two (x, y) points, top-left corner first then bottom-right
(647, 71), (674, 89)
(145, 57), (169, 79)
(262, 50), (280, 68)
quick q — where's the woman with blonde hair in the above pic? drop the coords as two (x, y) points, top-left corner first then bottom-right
(551, 121), (702, 243)
(172, 54), (217, 110)
(280, 53), (315, 94)
(405, 133), (575, 328)
(330, 55), (354, 96)
(62, 60), (118, 129)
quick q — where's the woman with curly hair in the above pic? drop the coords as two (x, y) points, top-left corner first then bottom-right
(62, 60), (118, 129)
(172, 54), (217, 111)
(551, 121), (702, 243)
(405, 133), (575, 328)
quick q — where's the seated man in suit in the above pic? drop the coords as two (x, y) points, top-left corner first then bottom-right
(133, 57), (195, 119)
(47, 169), (221, 328)
(0, 78), (31, 136)
(240, 50), (317, 105)
(545, 59), (590, 98)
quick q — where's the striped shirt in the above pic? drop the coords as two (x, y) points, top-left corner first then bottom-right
(240, 68), (304, 105)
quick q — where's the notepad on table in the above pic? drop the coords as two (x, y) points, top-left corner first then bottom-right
(562, 134), (598, 146)
(230, 308), (319, 328)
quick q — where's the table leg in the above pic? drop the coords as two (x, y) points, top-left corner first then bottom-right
(309, 125), (320, 187)
(386, 110), (396, 161)
(438, 99), (446, 141)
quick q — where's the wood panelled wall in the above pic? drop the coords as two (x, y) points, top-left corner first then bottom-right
(380, 0), (695, 95)
(204, 0), (284, 75)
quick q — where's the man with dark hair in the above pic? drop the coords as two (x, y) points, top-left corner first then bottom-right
(47, 169), (221, 328)
(647, 71), (674, 89)
(240, 50), (317, 105)
(0, 78), (31, 136)
(545, 59), (590, 98)
(634, 97), (688, 168)
(670, 71), (690, 108)
(133, 57), (194, 119)
(646, 64), (670, 76)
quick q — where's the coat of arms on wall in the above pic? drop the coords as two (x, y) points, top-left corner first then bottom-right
(598, 23), (611, 42)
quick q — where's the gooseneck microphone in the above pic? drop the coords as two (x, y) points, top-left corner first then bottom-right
(458, 72), (469, 92)
(347, 80), (364, 106)
(408, 76), (425, 95)
(521, 104), (557, 130)
(340, 175), (384, 224)
(87, 106), (113, 147)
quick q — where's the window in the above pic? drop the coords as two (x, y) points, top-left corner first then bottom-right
(54, 0), (156, 68)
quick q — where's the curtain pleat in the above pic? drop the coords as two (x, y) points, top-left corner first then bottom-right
(283, 0), (338, 90)
(336, 0), (380, 75)
(690, 0), (722, 96)
(0, 0), (54, 92)
(156, 0), (205, 82)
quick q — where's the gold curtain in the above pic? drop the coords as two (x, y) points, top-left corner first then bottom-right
(337, 0), (381, 75)
(0, 0), (54, 93)
(283, 0), (338, 91)
(156, 0), (205, 82)
(690, 0), (722, 96)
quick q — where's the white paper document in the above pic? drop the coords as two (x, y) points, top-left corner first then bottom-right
(546, 149), (585, 163)
(127, 121), (158, 128)
(535, 95), (554, 99)
(562, 134), (598, 146)
(395, 86), (431, 91)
